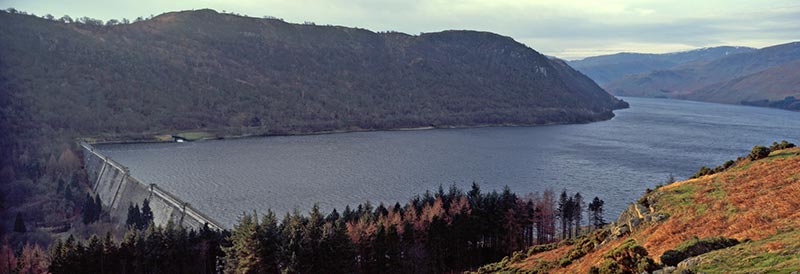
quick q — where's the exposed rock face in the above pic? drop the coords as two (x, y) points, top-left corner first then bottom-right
(607, 191), (669, 242)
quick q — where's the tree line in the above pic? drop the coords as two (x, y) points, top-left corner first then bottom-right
(46, 183), (605, 273)
(4, 7), (152, 26)
(48, 223), (225, 274)
(3, 7), (283, 27)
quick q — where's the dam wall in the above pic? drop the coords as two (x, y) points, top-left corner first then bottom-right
(81, 142), (224, 231)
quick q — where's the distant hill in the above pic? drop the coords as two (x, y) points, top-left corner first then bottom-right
(604, 42), (800, 110)
(477, 144), (800, 273)
(567, 46), (755, 85)
(0, 9), (626, 158)
(690, 59), (800, 106)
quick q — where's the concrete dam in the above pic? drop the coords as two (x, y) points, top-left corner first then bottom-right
(81, 142), (224, 231)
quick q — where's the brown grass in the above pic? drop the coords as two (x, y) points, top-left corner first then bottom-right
(511, 147), (800, 272)
(641, 148), (800, 259)
(762, 241), (785, 252)
(510, 243), (572, 269)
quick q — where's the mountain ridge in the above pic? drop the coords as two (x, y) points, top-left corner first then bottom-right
(602, 42), (800, 110)
(567, 46), (756, 85)
(0, 8), (626, 159)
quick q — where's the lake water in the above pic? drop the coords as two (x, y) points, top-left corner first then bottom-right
(97, 97), (800, 228)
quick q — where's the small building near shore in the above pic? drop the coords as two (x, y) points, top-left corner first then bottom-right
(172, 135), (188, 143)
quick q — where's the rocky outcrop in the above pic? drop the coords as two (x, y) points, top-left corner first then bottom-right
(607, 190), (669, 241)
(660, 236), (740, 267)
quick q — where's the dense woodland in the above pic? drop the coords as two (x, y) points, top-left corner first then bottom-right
(2, 183), (606, 273)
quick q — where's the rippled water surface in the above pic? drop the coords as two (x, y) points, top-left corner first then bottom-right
(98, 97), (800, 227)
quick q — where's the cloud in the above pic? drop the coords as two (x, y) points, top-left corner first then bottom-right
(4, 0), (800, 59)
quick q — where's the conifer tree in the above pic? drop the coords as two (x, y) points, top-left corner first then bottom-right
(140, 199), (154, 228)
(14, 212), (26, 233)
(224, 213), (265, 274)
(588, 197), (606, 229)
(126, 203), (141, 229)
(573, 192), (584, 236)
(557, 190), (568, 239)
(94, 194), (103, 220)
(259, 210), (281, 273)
(82, 193), (96, 224)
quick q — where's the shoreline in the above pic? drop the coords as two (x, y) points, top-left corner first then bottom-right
(82, 114), (615, 146)
(82, 100), (629, 145)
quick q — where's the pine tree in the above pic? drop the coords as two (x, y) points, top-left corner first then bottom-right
(259, 210), (281, 273)
(385, 224), (401, 270)
(281, 210), (305, 274)
(48, 239), (65, 272)
(343, 205), (354, 222)
(304, 204), (325, 272)
(101, 232), (116, 273)
(17, 243), (49, 274)
(557, 190), (568, 239)
(140, 199), (154, 228)
(565, 197), (574, 238)
(14, 212), (26, 233)
(373, 224), (388, 270)
(85, 235), (103, 273)
(326, 208), (340, 223)
(588, 197), (606, 229)
(126, 203), (141, 229)
(82, 193), (96, 224)
(94, 194), (103, 221)
(573, 192), (584, 237)
(224, 213), (264, 273)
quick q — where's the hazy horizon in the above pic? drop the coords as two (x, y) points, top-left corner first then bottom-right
(4, 0), (800, 60)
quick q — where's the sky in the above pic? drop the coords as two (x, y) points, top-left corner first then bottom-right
(3, 0), (800, 60)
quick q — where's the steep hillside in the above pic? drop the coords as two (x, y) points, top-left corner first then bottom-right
(690, 60), (800, 106)
(477, 144), (800, 273)
(0, 9), (626, 159)
(605, 42), (800, 110)
(567, 46), (755, 85)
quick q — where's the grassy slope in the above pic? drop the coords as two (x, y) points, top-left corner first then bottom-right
(485, 146), (800, 273)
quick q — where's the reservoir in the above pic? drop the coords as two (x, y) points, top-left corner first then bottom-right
(97, 97), (800, 228)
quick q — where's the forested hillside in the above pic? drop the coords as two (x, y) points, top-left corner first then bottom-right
(0, 8), (626, 162)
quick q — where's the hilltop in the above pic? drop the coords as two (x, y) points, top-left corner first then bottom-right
(476, 144), (800, 273)
(0, 8), (625, 158)
(604, 42), (800, 111)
